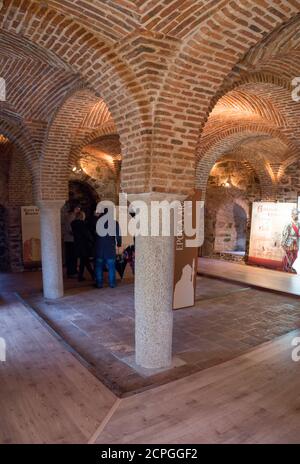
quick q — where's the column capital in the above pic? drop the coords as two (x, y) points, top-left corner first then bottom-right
(37, 200), (65, 210)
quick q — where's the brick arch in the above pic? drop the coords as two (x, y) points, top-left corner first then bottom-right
(1, 1), (150, 193)
(84, 134), (121, 156)
(219, 152), (273, 201)
(202, 77), (300, 167)
(229, 71), (292, 93)
(75, 133), (121, 201)
(217, 61), (294, 103)
(196, 126), (291, 199)
(149, 5), (300, 194)
(3, 2), (300, 196)
(69, 120), (117, 169)
(199, 72), (300, 165)
(0, 56), (82, 122)
(198, 124), (294, 162)
(208, 88), (286, 128)
(248, 51), (300, 79)
(40, 88), (104, 201)
(80, 100), (112, 129)
(279, 153), (300, 181)
(202, 74), (300, 140)
(0, 27), (73, 70)
(215, 11), (300, 102)
(239, 13), (300, 70)
(203, 158), (260, 258)
(45, 83), (98, 131)
(29, 0), (140, 44)
(0, 29), (82, 122)
(218, 67), (300, 124)
(0, 111), (38, 186)
(69, 149), (119, 203)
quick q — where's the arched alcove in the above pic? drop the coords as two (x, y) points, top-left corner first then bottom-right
(202, 159), (260, 262)
(67, 180), (99, 222)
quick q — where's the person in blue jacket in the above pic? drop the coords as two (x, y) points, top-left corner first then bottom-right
(94, 206), (122, 288)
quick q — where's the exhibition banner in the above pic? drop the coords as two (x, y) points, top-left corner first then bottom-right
(248, 201), (296, 270)
(21, 206), (41, 267)
(173, 190), (203, 310)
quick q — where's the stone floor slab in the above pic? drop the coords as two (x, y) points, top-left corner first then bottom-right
(18, 271), (300, 396)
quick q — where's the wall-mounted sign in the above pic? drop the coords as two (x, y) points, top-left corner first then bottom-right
(248, 201), (297, 270)
(21, 206), (41, 267)
(173, 190), (203, 310)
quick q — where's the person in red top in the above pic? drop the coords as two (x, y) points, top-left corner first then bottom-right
(281, 208), (300, 272)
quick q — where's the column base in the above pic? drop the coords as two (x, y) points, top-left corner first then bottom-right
(122, 354), (186, 377)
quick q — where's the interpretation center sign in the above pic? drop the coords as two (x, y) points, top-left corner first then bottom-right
(173, 190), (203, 310)
(21, 206), (41, 267)
(248, 201), (296, 270)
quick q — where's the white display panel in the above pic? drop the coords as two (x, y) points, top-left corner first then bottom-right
(248, 201), (296, 269)
(21, 206), (41, 267)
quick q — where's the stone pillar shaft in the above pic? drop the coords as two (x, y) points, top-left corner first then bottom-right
(129, 192), (184, 369)
(135, 234), (174, 368)
(39, 201), (64, 299)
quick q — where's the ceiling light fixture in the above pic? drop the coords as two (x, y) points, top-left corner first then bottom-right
(72, 166), (82, 174)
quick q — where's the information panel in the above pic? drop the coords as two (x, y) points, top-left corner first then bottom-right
(173, 190), (203, 310)
(248, 201), (296, 270)
(21, 206), (41, 267)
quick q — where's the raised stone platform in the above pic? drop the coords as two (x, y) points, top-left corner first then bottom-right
(19, 272), (300, 397)
(199, 257), (300, 297)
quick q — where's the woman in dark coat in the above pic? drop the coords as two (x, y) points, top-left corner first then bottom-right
(71, 211), (94, 282)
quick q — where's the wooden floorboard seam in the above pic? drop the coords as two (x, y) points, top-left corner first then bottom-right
(88, 398), (122, 444)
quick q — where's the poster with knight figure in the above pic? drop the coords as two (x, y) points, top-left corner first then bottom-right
(248, 201), (300, 273)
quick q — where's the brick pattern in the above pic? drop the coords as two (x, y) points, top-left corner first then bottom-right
(277, 160), (300, 202)
(1, 1), (300, 200)
(0, 138), (33, 271)
(203, 155), (300, 263)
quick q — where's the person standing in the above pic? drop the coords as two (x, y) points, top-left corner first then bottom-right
(94, 206), (122, 288)
(71, 209), (94, 282)
(63, 205), (78, 278)
(281, 207), (300, 272)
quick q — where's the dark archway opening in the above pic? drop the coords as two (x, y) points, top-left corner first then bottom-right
(67, 180), (99, 223)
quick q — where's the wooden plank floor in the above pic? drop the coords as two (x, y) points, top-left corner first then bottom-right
(2, 285), (300, 443)
(0, 293), (116, 444)
(95, 329), (300, 444)
(199, 258), (300, 297)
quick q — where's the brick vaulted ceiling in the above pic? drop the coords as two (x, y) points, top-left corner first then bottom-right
(1, 1), (300, 200)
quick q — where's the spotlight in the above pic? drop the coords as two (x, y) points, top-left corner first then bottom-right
(72, 166), (82, 174)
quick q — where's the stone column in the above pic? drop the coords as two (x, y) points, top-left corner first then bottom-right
(39, 200), (64, 299)
(129, 193), (184, 369)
